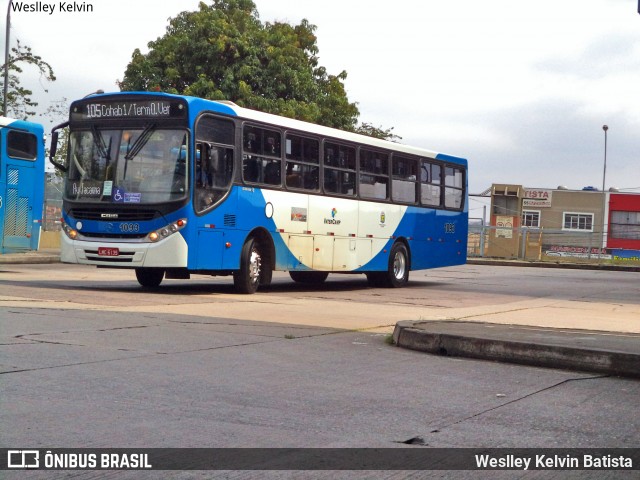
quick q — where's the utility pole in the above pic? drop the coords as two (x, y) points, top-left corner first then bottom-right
(3, 1), (13, 116)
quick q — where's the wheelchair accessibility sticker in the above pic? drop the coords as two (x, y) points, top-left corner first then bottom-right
(112, 187), (141, 203)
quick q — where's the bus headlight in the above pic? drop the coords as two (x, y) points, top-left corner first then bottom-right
(61, 220), (79, 240)
(146, 219), (187, 243)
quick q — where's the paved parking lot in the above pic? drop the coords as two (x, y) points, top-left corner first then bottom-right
(1, 263), (638, 477)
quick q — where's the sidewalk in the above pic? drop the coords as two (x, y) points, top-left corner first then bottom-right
(394, 260), (640, 379)
(393, 321), (640, 378)
(467, 257), (640, 272)
(0, 249), (60, 264)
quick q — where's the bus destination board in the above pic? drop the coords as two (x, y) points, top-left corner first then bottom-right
(71, 100), (186, 122)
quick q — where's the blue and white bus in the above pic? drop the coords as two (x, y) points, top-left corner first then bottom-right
(50, 92), (467, 293)
(0, 116), (44, 254)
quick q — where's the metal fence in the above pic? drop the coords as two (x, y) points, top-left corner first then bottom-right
(43, 199), (62, 231)
(468, 224), (640, 266)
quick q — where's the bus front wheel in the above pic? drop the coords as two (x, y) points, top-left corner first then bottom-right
(135, 268), (165, 288)
(233, 238), (263, 294)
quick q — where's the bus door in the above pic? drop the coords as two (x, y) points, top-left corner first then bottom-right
(0, 128), (39, 253)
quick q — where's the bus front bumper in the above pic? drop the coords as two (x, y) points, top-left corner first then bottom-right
(60, 232), (188, 268)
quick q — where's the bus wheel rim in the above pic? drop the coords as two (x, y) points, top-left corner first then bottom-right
(249, 248), (261, 284)
(393, 251), (406, 280)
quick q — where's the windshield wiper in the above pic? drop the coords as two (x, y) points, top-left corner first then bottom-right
(125, 123), (156, 161)
(91, 124), (110, 161)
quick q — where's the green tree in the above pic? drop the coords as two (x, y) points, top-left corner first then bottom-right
(44, 98), (69, 180)
(119, 0), (360, 130)
(355, 123), (402, 142)
(0, 39), (56, 119)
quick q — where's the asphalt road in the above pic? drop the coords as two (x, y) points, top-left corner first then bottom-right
(1, 264), (639, 478)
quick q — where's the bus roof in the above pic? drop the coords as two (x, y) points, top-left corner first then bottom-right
(0, 116), (20, 128)
(0, 116), (44, 134)
(84, 91), (468, 166)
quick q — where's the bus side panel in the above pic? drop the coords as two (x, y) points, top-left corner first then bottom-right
(353, 201), (406, 272)
(220, 186), (301, 271)
(409, 207), (468, 270)
(260, 188), (319, 271)
(355, 205), (468, 272)
(307, 195), (358, 271)
(216, 186), (468, 274)
(191, 188), (239, 270)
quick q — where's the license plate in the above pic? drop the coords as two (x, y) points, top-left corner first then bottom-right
(98, 247), (119, 257)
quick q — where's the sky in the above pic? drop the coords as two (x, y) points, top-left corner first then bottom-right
(4, 0), (640, 220)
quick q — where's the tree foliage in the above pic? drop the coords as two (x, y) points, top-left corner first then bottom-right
(45, 98), (69, 179)
(119, 0), (360, 130)
(0, 39), (56, 119)
(355, 123), (402, 142)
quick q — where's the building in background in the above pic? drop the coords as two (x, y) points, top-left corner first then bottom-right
(485, 184), (640, 262)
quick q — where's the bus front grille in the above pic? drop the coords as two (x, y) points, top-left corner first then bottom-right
(80, 232), (148, 240)
(84, 250), (135, 263)
(70, 208), (160, 221)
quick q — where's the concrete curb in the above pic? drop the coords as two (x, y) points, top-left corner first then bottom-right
(0, 253), (60, 264)
(467, 258), (640, 272)
(393, 321), (640, 379)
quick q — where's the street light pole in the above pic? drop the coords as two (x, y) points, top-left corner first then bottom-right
(601, 125), (608, 192)
(599, 124), (609, 261)
(3, 0), (12, 117)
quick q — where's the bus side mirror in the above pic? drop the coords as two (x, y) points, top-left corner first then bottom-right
(49, 121), (69, 172)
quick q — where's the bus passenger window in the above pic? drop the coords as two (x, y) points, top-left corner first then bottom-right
(245, 132), (257, 152)
(285, 134), (319, 191)
(196, 145), (234, 212)
(243, 156), (260, 183)
(444, 166), (464, 209)
(242, 125), (282, 187)
(195, 115), (236, 213)
(285, 162), (318, 191)
(359, 149), (389, 200)
(392, 155), (417, 203)
(323, 142), (356, 196)
(7, 130), (37, 160)
(420, 160), (442, 207)
(264, 161), (281, 184)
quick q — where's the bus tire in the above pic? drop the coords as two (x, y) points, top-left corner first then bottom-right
(289, 271), (329, 284)
(135, 268), (164, 288)
(386, 242), (410, 287)
(368, 243), (409, 288)
(233, 237), (262, 294)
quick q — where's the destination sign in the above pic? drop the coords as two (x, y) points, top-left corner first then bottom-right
(71, 99), (187, 122)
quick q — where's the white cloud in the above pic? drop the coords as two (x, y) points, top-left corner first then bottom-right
(4, 0), (640, 193)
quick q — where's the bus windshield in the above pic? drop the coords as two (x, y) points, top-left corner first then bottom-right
(65, 128), (188, 204)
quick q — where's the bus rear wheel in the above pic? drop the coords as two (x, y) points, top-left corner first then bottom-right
(289, 271), (329, 284)
(367, 243), (410, 288)
(233, 238), (263, 294)
(135, 268), (165, 288)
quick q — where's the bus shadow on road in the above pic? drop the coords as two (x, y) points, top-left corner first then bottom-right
(108, 275), (444, 296)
